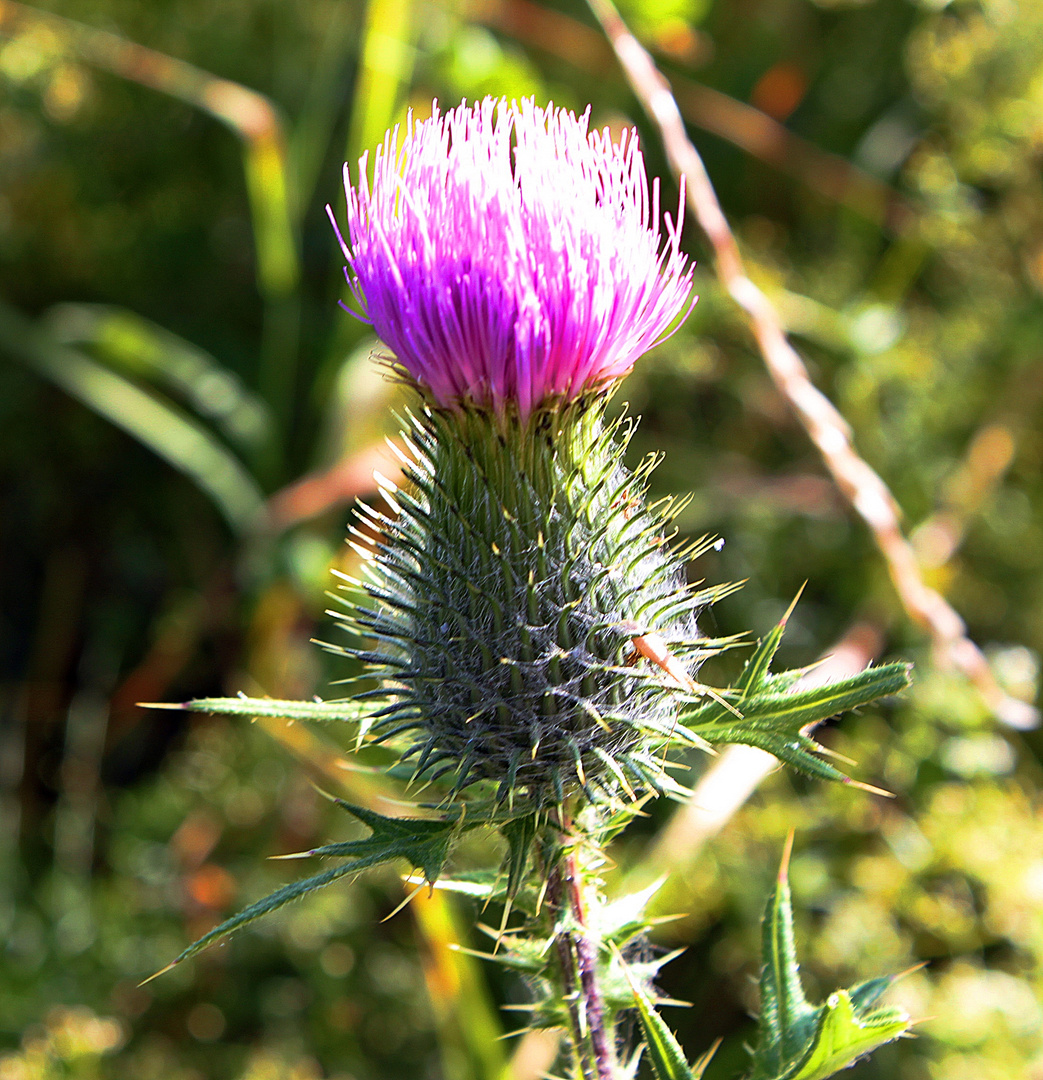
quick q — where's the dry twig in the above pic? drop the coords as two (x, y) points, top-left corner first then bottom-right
(266, 443), (403, 530)
(473, 0), (911, 230)
(587, 0), (1037, 730)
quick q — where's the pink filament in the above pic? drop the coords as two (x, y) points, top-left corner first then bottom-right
(328, 97), (696, 420)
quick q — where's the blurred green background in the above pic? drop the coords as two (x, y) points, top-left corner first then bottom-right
(3, 0), (1043, 1077)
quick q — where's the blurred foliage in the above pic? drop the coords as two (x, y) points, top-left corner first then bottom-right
(2, 0), (1043, 1078)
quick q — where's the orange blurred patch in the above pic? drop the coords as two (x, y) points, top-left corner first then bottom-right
(961, 424), (1016, 501)
(186, 863), (237, 910)
(750, 62), (808, 121)
(652, 19), (712, 66)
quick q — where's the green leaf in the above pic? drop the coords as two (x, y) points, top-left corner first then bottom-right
(345, 0), (416, 166)
(748, 839), (912, 1080)
(784, 990), (911, 1080)
(681, 607), (911, 784)
(686, 663), (911, 735)
(594, 878), (666, 947)
(46, 303), (274, 456)
(145, 860), (372, 981)
(328, 799), (460, 883)
(734, 594), (796, 697)
(0, 301), (267, 534)
(501, 813), (540, 899)
(147, 801), (458, 980)
(683, 712), (851, 785)
(743, 663), (911, 730)
(620, 952), (715, 1080)
(754, 838), (819, 1076)
(148, 695), (381, 724)
(847, 973), (901, 1014)
(682, 665), (910, 784)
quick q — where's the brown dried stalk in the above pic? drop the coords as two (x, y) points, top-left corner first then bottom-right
(587, 0), (1037, 730)
(473, 0), (911, 230)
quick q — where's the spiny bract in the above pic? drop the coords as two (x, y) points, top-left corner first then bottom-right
(327, 395), (731, 811)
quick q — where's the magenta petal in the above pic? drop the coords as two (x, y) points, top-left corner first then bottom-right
(330, 97), (696, 420)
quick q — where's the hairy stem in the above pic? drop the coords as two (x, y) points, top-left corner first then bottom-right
(546, 823), (617, 1080)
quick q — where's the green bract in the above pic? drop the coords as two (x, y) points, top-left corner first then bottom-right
(328, 393), (735, 811)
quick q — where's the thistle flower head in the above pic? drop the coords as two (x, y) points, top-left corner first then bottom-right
(325, 98), (716, 814)
(328, 97), (694, 420)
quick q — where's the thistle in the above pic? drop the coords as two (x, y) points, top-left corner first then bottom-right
(160, 97), (914, 1080)
(323, 99), (721, 812)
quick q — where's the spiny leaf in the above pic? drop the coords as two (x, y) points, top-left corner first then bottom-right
(850, 967), (924, 1015)
(847, 971), (910, 1014)
(749, 664), (911, 729)
(686, 664), (911, 733)
(682, 601), (909, 786)
(748, 839), (912, 1080)
(327, 799), (460, 883)
(617, 949), (715, 1080)
(735, 590), (803, 697)
(593, 878), (667, 947)
(145, 860), (375, 981)
(782, 990), (911, 1080)
(143, 695), (379, 724)
(755, 835), (818, 1074)
(683, 662), (911, 783)
(601, 949), (686, 1012)
(501, 813), (540, 899)
(147, 803), (458, 980)
(689, 723), (850, 785)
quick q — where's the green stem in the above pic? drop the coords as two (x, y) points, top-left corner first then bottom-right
(546, 819), (618, 1080)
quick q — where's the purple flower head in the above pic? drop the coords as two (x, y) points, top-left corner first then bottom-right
(328, 97), (695, 420)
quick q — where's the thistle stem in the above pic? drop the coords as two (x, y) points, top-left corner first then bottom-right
(546, 821), (617, 1080)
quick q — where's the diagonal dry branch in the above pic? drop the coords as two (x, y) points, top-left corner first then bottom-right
(587, 0), (1037, 731)
(472, 0), (912, 231)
